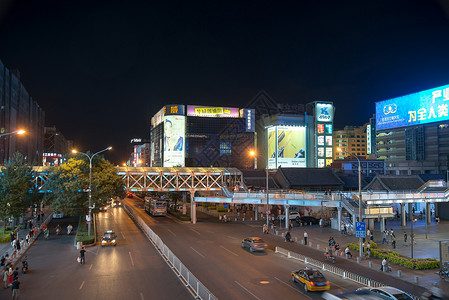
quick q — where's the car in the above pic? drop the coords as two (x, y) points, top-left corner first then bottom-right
(298, 216), (319, 225)
(52, 212), (64, 219)
(291, 268), (330, 292)
(127, 193), (133, 198)
(99, 206), (108, 212)
(356, 287), (413, 300)
(101, 230), (117, 247)
(278, 211), (301, 221)
(241, 237), (267, 252)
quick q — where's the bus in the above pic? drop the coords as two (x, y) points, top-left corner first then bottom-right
(144, 197), (167, 216)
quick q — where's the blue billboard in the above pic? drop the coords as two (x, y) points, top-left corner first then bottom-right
(376, 84), (449, 130)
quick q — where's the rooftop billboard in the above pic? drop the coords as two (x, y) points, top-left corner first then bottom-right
(187, 106), (239, 118)
(376, 84), (449, 130)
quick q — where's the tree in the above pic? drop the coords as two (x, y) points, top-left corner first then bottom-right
(44, 155), (124, 215)
(0, 152), (34, 232)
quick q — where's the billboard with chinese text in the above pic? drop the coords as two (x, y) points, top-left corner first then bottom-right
(163, 115), (186, 167)
(187, 105), (239, 118)
(376, 84), (449, 130)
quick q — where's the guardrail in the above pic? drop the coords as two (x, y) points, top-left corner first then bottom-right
(123, 203), (218, 300)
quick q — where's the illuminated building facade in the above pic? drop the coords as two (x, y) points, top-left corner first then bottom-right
(150, 105), (255, 168)
(375, 83), (449, 175)
(333, 124), (369, 160)
(43, 126), (72, 166)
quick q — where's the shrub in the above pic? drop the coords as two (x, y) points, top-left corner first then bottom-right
(217, 207), (227, 212)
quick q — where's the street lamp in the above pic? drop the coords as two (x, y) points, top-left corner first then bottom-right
(72, 146), (112, 236)
(337, 147), (363, 258)
(0, 129), (26, 138)
(249, 150), (269, 227)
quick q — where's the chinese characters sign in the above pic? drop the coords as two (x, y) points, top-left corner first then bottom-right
(376, 84), (449, 130)
(187, 106), (239, 118)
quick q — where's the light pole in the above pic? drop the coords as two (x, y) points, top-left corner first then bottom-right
(411, 206), (415, 258)
(249, 150), (269, 227)
(337, 147), (363, 258)
(0, 129), (26, 138)
(72, 146), (112, 236)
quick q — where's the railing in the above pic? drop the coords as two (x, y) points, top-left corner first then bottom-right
(123, 203), (218, 300)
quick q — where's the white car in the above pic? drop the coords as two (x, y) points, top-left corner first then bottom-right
(356, 287), (413, 300)
(52, 212), (64, 219)
(278, 211), (301, 221)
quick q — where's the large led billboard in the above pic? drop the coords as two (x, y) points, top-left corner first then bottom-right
(267, 126), (306, 168)
(163, 115), (186, 167)
(187, 105), (239, 118)
(376, 84), (449, 130)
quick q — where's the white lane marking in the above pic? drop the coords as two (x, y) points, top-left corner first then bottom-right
(274, 277), (311, 298)
(234, 281), (261, 300)
(167, 229), (176, 236)
(190, 247), (205, 258)
(140, 292), (144, 300)
(79, 281), (85, 290)
(220, 245), (239, 256)
(226, 235), (238, 239)
(129, 251), (135, 266)
(190, 228), (201, 235)
(89, 264), (93, 271)
(121, 232), (126, 239)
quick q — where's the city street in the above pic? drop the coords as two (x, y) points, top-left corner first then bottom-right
(0, 208), (191, 300)
(126, 198), (365, 300)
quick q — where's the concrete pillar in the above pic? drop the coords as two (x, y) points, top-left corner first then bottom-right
(401, 203), (406, 227)
(380, 217), (385, 232)
(285, 205), (290, 230)
(254, 205), (258, 221)
(426, 202), (431, 224)
(190, 192), (196, 224)
(435, 203), (439, 218)
(182, 192), (187, 215)
(408, 203), (413, 221)
(369, 219), (374, 230)
(337, 207), (342, 231)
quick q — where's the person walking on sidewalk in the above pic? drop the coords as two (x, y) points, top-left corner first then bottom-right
(304, 230), (308, 245)
(11, 277), (19, 299)
(345, 246), (353, 258)
(263, 223), (268, 234)
(390, 228), (394, 242)
(79, 246), (86, 265)
(382, 231), (388, 244)
(403, 231), (408, 246)
(67, 224), (73, 235)
(392, 236), (396, 249)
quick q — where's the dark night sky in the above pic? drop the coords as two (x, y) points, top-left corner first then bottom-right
(1, 0), (449, 164)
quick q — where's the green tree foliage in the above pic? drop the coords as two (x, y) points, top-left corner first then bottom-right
(44, 155), (124, 215)
(0, 152), (34, 231)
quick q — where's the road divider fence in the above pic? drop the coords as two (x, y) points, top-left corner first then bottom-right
(123, 202), (218, 300)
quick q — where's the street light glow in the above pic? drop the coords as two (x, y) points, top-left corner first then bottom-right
(249, 150), (256, 157)
(17, 130), (26, 135)
(72, 149), (78, 154)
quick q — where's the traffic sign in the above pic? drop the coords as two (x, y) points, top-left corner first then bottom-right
(266, 210), (270, 215)
(355, 222), (366, 238)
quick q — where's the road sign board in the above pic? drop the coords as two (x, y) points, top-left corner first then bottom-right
(266, 210), (270, 215)
(355, 222), (366, 238)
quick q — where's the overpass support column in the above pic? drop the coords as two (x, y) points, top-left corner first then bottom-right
(408, 203), (413, 221)
(401, 203), (406, 227)
(182, 192), (187, 215)
(285, 205), (290, 230)
(368, 219), (374, 230)
(435, 203), (439, 218)
(380, 217), (385, 232)
(190, 192), (197, 224)
(254, 205), (258, 221)
(426, 202), (431, 225)
(337, 207), (342, 231)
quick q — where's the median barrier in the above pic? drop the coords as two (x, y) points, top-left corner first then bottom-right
(123, 202), (218, 300)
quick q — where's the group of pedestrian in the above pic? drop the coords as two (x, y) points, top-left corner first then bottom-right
(381, 228), (395, 245)
(1, 253), (20, 299)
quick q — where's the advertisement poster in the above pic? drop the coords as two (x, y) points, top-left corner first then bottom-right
(317, 136), (324, 146)
(267, 127), (276, 169)
(317, 147), (324, 157)
(163, 115), (186, 167)
(326, 148), (333, 158)
(318, 159), (325, 168)
(325, 136), (333, 146)
(276, 126), (306, 167)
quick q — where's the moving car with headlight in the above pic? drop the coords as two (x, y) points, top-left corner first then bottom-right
(101, 230), (117, 247)
(291, 268), (330, 292)
(241, 237), (267, 252)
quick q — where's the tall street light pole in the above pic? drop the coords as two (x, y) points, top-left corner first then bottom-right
(337, 147), (363, 258)
(0, 129), (26, 138)
(249, 150), (269, 228)
(72, 146), (112, 236)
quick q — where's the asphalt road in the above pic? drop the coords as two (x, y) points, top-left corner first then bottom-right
(126, 198), (364, 300)
(0, 208), (191, 300)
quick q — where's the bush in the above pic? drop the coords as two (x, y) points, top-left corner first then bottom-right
(168, 208), (191, 221)
(76, 217), (95, 245)
(347, 242), (440, 270)
(217, 207), (227, 212)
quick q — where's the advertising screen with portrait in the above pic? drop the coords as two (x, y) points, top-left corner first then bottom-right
(163, 115), (186, 167)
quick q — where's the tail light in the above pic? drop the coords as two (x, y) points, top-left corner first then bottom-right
(326, 281), (330, 285)
(264, 244), (268, 247)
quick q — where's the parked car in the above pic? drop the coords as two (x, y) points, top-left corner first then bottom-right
(52, 212), (64, 219)
(291, 267), (330, 292)
(241, 237), (267, 252)
(278, 211), (301, 221)
(356, 287), (413, 300)
(297, 216), (319, 225)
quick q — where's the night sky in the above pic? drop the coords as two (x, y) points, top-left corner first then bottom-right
(1, 0), (449, 164)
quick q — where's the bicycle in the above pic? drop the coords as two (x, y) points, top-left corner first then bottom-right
(439, 267), (449, 281)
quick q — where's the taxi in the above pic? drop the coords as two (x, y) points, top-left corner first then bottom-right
(101, 230), (117, 247)
(291, 268), (330, 292)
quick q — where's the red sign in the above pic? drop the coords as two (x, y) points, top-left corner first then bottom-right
(266, 210), (270, 215)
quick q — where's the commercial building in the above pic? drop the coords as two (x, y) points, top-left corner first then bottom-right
(150, 105), (255, 168)
(128, 138), (151, 167)
(0, 59), (45, 164)
(255, 101), (335, 169)
(375, 83), (449, 175)
(43, 126), (72, 166)
(333, 124), (368, 160)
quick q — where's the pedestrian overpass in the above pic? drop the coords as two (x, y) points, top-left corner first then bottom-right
(28, 167), (449, 227)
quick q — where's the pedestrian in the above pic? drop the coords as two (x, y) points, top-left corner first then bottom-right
(304, 230), (308, 245)
(288, 221), (292, 230)
(3, 267), (9, 289)
(273, 224), (277, 235)
(285, 230), (292, 242)
(340, 223), (345, 234)
(392, 236), (396, 249)
(362, 242), (365, 255)
(345, 246), (353, 258)
(436, 216), (440, 225)
(382, 231), (388, 244)
(7, 267), (13, 286)
(320, 218), (323, 228)
(382, 258), (388, 272)
(67, 224), (73, 235)
(366, 229), (371, 241)
(390, 228), (394, 242)
(262, 223), (268, 234)
(403, 231), (408, 246)
(12, 267), (18, 281)
(16, 240), (21, 254)
(79, 246), (86, 265)
(370, 229), (374, 241)
(11, 277), (19, 299)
